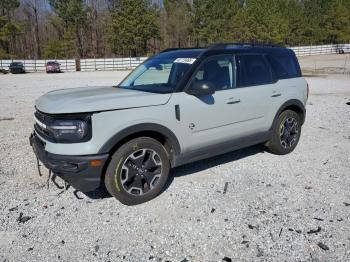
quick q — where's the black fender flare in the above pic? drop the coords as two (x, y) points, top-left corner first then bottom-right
(98, 123), (181, 155)
(271, 99), (306, 130)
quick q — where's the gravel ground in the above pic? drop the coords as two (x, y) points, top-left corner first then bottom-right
(298, 54), (350, 75)
(0, 68), (350, 262)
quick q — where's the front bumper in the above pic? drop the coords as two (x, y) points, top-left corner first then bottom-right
(10, 68), (24, 73)
(29, 132), (109, 192)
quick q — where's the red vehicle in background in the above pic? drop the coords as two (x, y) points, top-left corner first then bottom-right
(46, 61), (61, 73)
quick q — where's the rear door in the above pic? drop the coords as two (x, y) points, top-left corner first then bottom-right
(233, 54), (281, 132)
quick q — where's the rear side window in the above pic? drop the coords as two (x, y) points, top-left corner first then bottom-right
(267, 54), (301, 79)
(236, 55), (273, 87)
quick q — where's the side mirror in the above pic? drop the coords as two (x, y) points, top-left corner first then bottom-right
(155, 64), (163, 70)
(187, 81), (215, 96)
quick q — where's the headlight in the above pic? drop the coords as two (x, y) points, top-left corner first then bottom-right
(48, 119), (89, 142)
(34, 111), (92, 143)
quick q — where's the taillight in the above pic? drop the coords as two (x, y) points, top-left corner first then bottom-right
(306, 82), (309, 99)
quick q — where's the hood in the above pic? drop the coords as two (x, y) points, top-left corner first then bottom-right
(35, 86), (172, 114)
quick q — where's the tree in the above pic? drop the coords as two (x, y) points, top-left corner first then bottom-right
(192, 0), (240, 45)
(49, 0), (91, 58)
(324, 0), (350, 43)
(279, 0), (308, 45)
(0, 0), (20, 58)
(2, 0), (350, 59)
(302, 0), (331, 44)
(23, 0), (42, 58)
(231, 0), (288, 43)
(0, 0), (20, 17)
(162, 0), (192, 48)
(108, 0), (159, 56)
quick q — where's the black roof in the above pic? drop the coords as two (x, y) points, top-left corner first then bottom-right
(156, 43), (294, 59)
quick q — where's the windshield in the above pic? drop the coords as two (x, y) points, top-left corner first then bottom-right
(118, 57), (195, 93)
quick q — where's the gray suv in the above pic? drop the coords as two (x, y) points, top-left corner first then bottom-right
(30, 43), (308, 205)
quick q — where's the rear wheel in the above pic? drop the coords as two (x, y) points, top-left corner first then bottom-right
(105, 137), (170, 205)
(266, 110), (301, 155)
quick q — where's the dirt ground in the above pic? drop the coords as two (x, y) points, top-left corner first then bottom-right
(0, 58), (350, 261)
(298, 53), (350, 75)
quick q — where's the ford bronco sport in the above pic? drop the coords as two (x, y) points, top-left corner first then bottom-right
(30, 43), (308, 205)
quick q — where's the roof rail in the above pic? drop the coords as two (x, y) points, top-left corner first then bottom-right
(208, 42), (284, 50)
(159, 42), (284, 54)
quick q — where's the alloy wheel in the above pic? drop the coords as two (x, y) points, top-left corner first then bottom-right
(120, 149), (162, 196)
(279, 117), (299, 149)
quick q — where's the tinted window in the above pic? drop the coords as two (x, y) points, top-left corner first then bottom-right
(267, 55), (301, 79)
(193, 56), (234, 91)
(236, 55), (273, 87)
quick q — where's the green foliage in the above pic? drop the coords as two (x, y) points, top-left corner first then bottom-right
(324, 0), (350, 43)
(192, 0), (240, 45)
(2, 0), (350, 58)
(48, 0), (91, 57)
(0, 0), (21, 58)
(49, 0), (90, 27)
(43, 40), (65, 59)
(43, 30), (75, 59)
(162, 0), (192, 48)
(0, 0), (20, 17)
(192, 0), (350, 47)
(0, 15), (21, 58)
(108, 0), (159, 56)
(230, 0), (288, 43)
(0, 47), (7, 58)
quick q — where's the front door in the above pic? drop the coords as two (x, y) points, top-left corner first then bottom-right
(177, 55), (248, 152)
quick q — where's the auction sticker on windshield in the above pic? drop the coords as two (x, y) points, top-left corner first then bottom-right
(174, 58), (196, 64)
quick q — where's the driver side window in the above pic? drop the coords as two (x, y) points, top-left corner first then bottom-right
(194, 56), (234, 91)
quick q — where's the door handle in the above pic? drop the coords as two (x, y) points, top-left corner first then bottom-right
(271, 93), (281, 97)
(226, 98), (241, 104)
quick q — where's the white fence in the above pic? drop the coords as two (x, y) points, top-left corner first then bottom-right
(291, 44), (350, 56)
(80, 57), (147, 71)
(0, 44), (349, 72)
(0, 57), (148, 72)
(0, 59), (76, 72)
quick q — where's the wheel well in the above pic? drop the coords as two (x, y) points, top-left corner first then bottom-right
(108, 130), (173, 160)
(100, 130), (175, 183)
(283, 104), (305, 124)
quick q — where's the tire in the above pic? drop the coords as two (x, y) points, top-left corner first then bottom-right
(266, 110), (302, 155)
(105, 137), (170, 205)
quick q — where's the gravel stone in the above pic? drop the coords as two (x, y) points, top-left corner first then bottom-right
(317, 242), (330, 251)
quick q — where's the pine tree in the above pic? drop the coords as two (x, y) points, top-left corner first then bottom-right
(108, 0), (159, 56)
(0, 0), (21, 58)
(49, 0), (91, 58)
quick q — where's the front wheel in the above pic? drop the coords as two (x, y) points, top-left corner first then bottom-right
(266, 110), (302, 155)
(105, 137), (170, 205)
